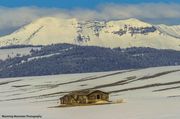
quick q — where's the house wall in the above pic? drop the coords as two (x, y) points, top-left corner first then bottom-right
(60, 95), (88, 105)
(77, 95), (88, 104)
(88, 91), (109, 103)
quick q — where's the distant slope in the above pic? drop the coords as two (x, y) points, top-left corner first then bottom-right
(0, 45), (41, 60)
(156, 24), (180, 39)
(0, 44), (179, 78)
(0, 17), (180, 50)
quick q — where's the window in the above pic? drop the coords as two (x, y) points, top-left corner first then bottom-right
(97, 95), (100, 99)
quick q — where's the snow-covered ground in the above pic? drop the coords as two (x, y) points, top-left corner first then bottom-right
(0, 47), (41, 60)
(26, 47), (73, 62)
(0, 66), (180, 119)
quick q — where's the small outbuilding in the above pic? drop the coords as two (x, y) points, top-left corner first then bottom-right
(60, 89), (109, 105)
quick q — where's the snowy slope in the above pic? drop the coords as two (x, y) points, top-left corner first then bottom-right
(156, 24), (180, 39)
(0, 17), (180, 50)
(0, 47), (41, 60)
(0, 66), (180, 119)
(0, 17), (78, 46)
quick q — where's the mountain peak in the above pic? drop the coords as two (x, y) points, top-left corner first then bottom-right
(32, 17), (78, 26)
(125, 18), (143, 22)
(0, 17), (180, 50)
(107, 18), (152, 27)
(120, 18), (152, 27)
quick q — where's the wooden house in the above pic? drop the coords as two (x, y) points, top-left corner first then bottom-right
(60, 90), (109, 105)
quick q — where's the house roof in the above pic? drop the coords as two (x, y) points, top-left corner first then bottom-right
(60, 89), (108, 99)
(69, 89), (96, 96)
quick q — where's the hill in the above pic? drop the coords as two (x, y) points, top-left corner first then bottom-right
(0, 44), (180, 78)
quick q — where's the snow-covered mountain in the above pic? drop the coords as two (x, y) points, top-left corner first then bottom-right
(0, 17), (180, 50)
(156, 24), (180, 39)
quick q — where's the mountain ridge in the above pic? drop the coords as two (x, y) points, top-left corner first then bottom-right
(0, 17), (180, 50)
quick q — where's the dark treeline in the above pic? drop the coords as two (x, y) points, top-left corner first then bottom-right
(0, 45), (42, 49)
(0, 43), (180, 78)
